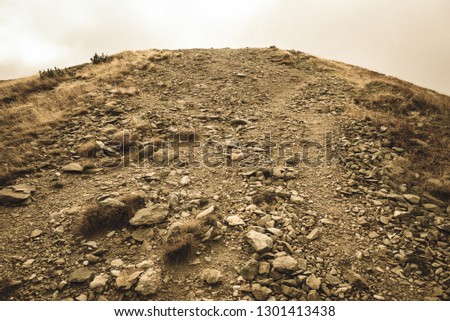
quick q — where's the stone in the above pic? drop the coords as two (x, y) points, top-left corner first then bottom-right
(282, 285), (301, 298)
(89, 274), (109, 293)
(290, 195), (305, 204)
(86, 254), (100, 263)
(12, 184), (36, 193)
(393, 211), (411, 220)
(69, 268), (93, 283)
(135, 268), (161, 295)
(403, 194), (421, 205)
(180, 176), (190, 186)
(240, 259), (259, 281)
(196, 205), (215, 220)
(62, 163), (84, 173)
(306, 228), (320, 241)
(130, 204), (169, 226)
(75, 294), (88, 301)
(368, 231), (378, 239)
(246, 230), (273, 253)
(0, 188), (31, 204)
(110, 259), (124, 267)
(227, 215), (245, 226)
(167, 193), (179, 208)
(326, 274), (341, 285)
(152, 149), (176, 163)
(23, 259), (35, 267)
(297, 258), (308, 271)
(307, 290), (320, 301)
(357, 217), (369, 226)
(136, 260), (154, 269)
(345, 270), (368, 288)
(115, 269), (143, 290)
(267, 228), (283, 236)
(230, 118), (249, 126)
(259, 261), (271, 275)
(200, 268), (223, 285)
(99, 198), (126, 208)
(131, 228), (154, 242)
(306, 274), (321, 290)
(272, 166), (286, 179)
(251, 284), (272, 301)
(231, 151), (244, 162)
(272, 256), (298, 273)
(30, 229), (43, 238)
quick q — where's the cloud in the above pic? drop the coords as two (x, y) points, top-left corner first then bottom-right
(0, 0), (449, 94)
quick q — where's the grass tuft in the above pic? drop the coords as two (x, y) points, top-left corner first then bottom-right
(75, 192), (146, 236)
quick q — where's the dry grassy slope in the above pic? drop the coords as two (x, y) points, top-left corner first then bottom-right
(0, 47), (449, 301)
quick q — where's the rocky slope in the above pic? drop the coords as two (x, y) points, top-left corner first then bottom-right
(0, 47), (449, 301)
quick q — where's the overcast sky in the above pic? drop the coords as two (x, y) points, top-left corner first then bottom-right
(1, 0), (449, 95)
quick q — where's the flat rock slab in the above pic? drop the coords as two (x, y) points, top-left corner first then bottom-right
(0, 188), (32, 204)
(11, 184), (36, 193)
(62, 162), (84, 173)
(130, 204), (169, 226)
(69, 268), (93, 283)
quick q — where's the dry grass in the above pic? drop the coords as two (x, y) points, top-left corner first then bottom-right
(345, 76), (450, 199)
(163, 220), (202, 264)
(253, 191), (277, 205)
(163, 233), (195, 264)
(75, 192), (146, 236)
(111, 130), (140, 150)
(0, 277), (14, 300)
(77, 140), (98, 158)
(0, 50), (151, 185)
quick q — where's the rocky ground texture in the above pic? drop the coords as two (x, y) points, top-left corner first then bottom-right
(0, 48), (449, 301)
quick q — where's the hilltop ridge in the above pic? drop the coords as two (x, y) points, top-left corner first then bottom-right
(0, 47), (449, 301)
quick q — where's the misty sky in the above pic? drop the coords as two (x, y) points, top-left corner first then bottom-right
(1, 0), (449, 95)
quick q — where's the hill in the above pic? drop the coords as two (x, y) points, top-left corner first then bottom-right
(0, 47), (449, 301)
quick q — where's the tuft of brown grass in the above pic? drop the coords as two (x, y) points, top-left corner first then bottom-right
(163, 220), (203, 264)
(0, 277), (14, 300)
(252, 191), (277, 205)
(77, 141), (98, 158)
(111, 130), (139, 150)
(75, 192), (146, 236)
(163, 233), (195, 264)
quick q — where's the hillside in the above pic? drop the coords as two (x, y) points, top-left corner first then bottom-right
(0, 47), (449, 301)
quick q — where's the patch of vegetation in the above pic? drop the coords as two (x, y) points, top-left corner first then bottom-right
(163, 220), (203, 264)
(39, 67), (74, 79)
(252, 191), (277, 205)
(77, 141), (98, 158)
(0, 277), (14, 300)
(350, 80), (450, 200)
(75, 192), (146, 236)
(163, 233), (195, 264)
(90, 53), (110, 64)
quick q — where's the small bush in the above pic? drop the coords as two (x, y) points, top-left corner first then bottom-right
(163, 233), (195, 264)
(39, 67), (74, 79)
(75, 192), (146, 236)
(90, 53), (110, 64)
(252, 191), (277, 205)
(77, 141), (98, 158)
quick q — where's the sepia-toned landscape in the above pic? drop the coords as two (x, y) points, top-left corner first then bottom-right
(0, 47), (449, 301)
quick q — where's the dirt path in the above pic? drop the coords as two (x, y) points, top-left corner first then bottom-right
(1, 48), (447, 301)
